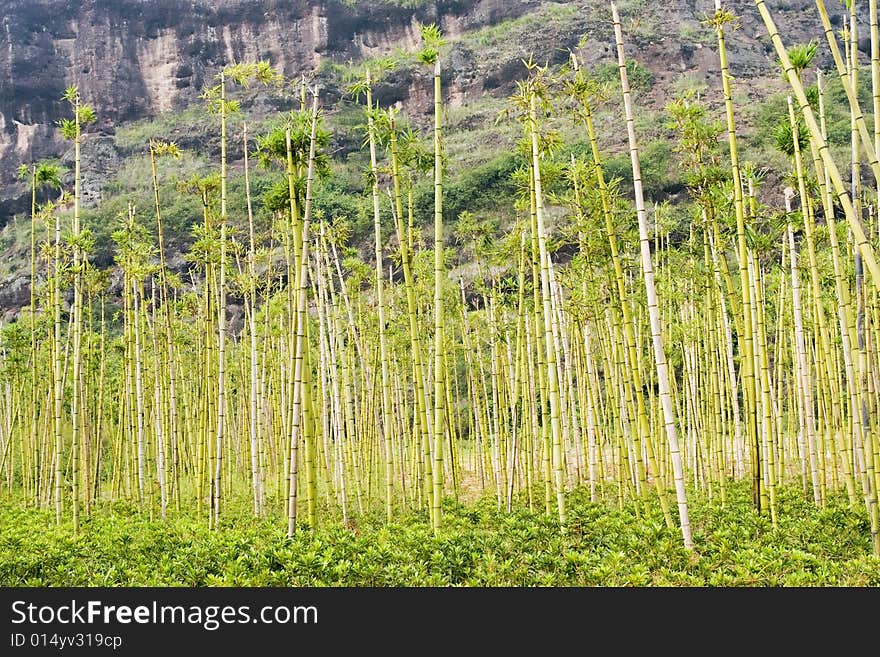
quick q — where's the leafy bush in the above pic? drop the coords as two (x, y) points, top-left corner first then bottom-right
(603, 140), (683, 200)
(592, 59), (654, 93)
(412, 153), (525, 225)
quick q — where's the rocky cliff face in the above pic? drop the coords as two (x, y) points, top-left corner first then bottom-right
(0, 0), (537, 215)
(0, 0), (839, 221)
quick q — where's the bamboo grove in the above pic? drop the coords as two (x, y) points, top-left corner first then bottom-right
(1, 2), (880, 554)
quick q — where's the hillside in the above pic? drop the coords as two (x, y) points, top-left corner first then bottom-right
(0, 0), (852, 315)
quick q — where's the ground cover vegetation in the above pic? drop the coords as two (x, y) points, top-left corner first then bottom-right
(2, 1), (880, 585)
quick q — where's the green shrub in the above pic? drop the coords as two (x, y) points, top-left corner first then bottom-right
(593, 59), (654, 93)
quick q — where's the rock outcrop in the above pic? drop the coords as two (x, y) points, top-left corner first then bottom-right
(0, 0), (842, 222)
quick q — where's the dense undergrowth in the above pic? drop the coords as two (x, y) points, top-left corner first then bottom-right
(2, 481), (877, 586)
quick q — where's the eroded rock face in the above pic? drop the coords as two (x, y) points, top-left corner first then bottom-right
(0, 0), (540, 216)
(0, 0), (835, 223)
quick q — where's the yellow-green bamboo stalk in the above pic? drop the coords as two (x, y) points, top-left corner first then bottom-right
(527, 82), (566, 527)
(149, 139), (181, 515)
(755, 0), (880, 291)
(28, 166), (37, 506)
(711, 3), (762, 509)
(431, 56), (445, 534)
(569, 57), (656, 513)
(612, 1), (692, 548)
(388, 118), (434, 515)
(287, 88), (321, 538)
(813, 0), (880, 184)
(872, 0), (880, 208)
(364, 72), (395, 523)
(212, 71), (228, 527)
(786, 99), (824, 506)
(242, 123), (262, 516)
(52, 201), (62, 524)
(814, 69), (860, 504)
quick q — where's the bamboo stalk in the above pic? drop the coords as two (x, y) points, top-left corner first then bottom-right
(612, 1), (692, 549)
